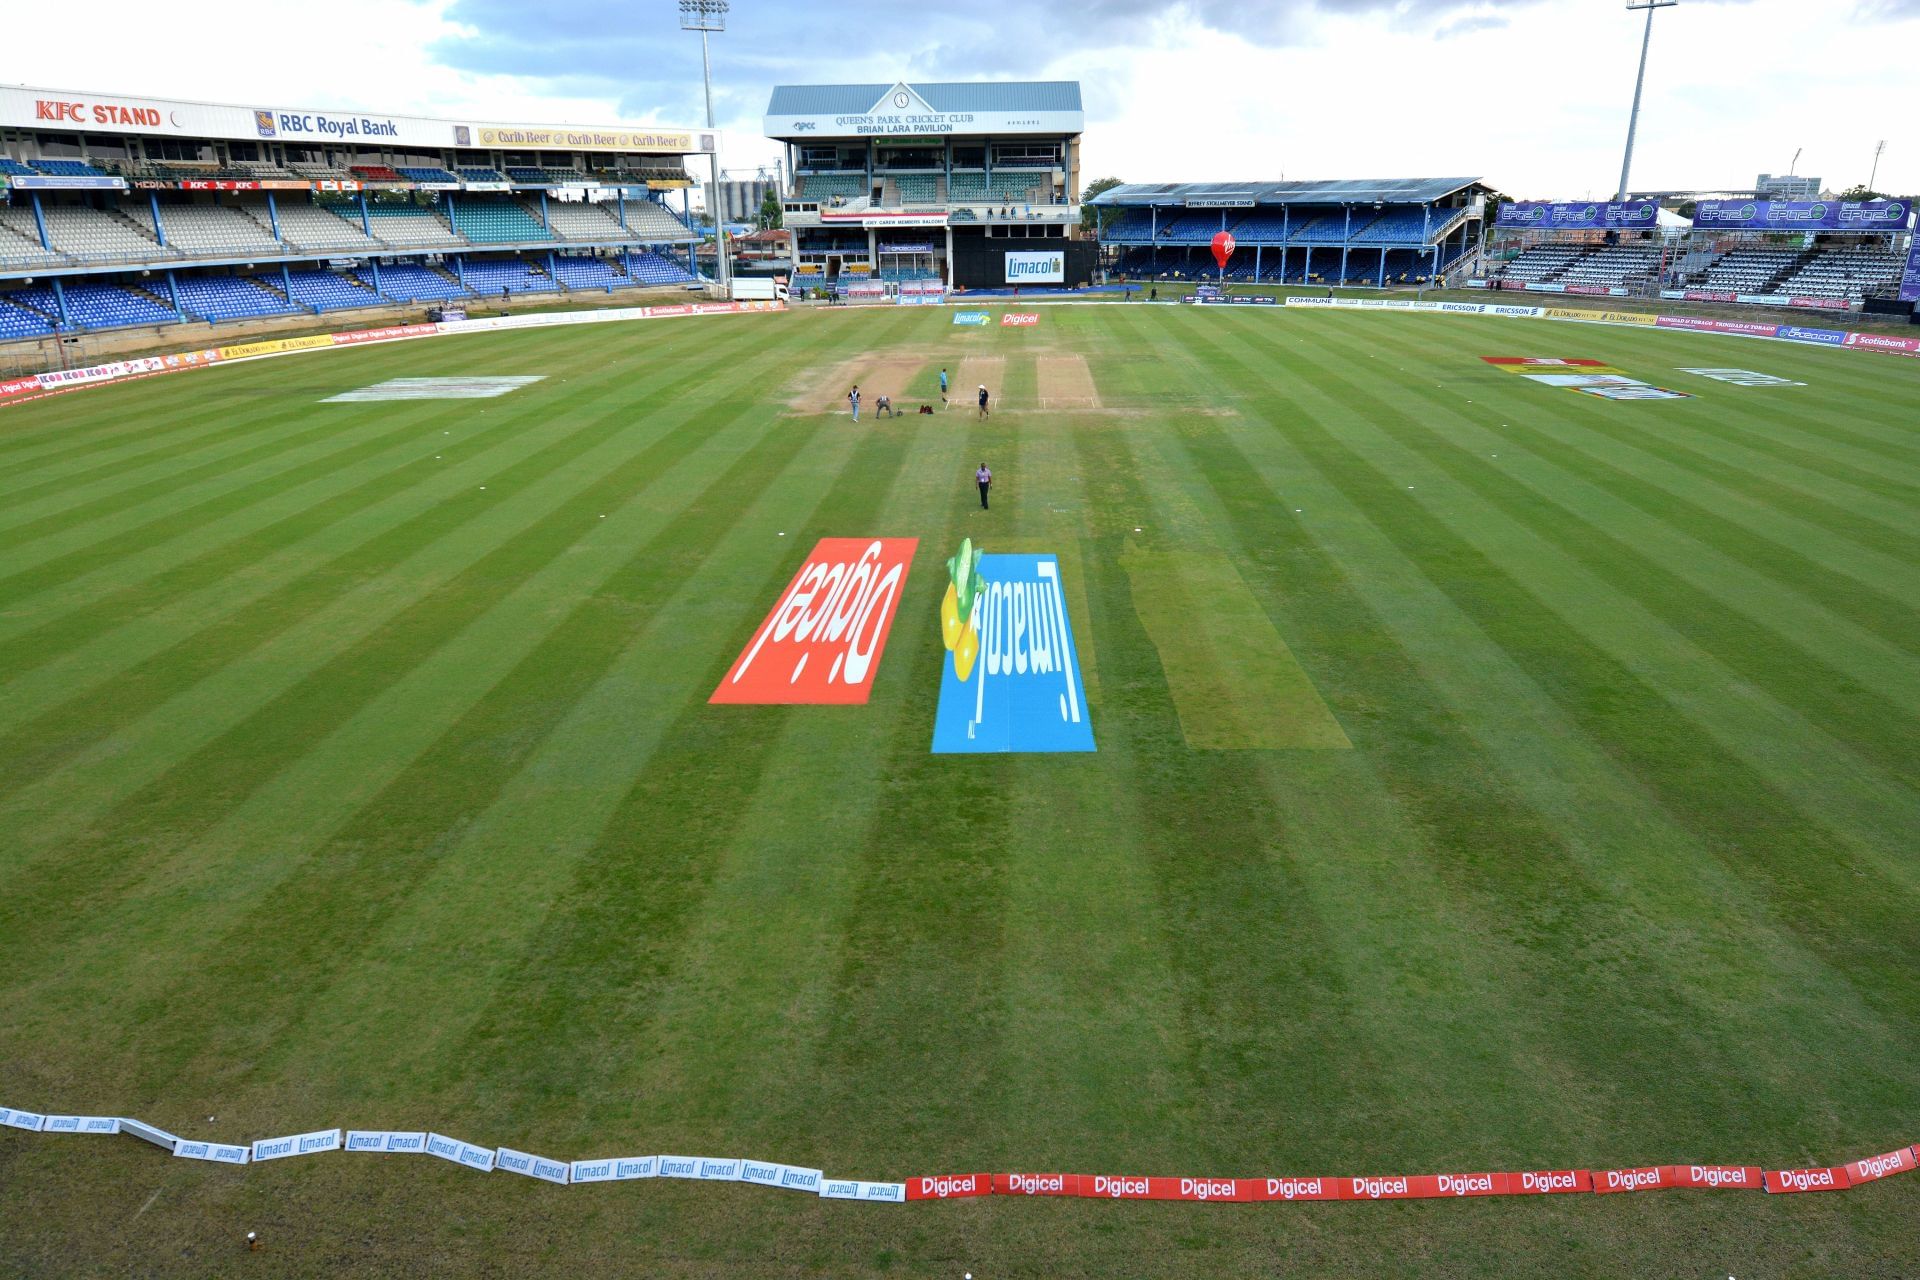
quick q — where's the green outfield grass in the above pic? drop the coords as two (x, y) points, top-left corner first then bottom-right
(1, 304), (1917, 1277)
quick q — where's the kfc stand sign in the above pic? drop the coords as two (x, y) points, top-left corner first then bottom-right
(710, 537), (917, 704)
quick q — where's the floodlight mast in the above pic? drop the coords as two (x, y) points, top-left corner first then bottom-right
(1615, 0), (1677, 202)
(679, 0), (731, 289)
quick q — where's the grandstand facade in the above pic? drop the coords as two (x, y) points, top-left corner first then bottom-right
(765, 81), (1092, 296)
(0, 85), (712, 348)
(1091, 179), (1491, 287)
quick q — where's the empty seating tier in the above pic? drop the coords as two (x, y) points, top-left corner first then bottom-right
(362, 204), (465, 250)
(152, 205), (284, 257)
(171, 275), (299, 321)
(620, 201), (696, 241)
(270, 203), (386, 253)
(1697, 246), (1802, 294)
(365, 263), (471, 302)
(624, 250), (697, 286)
(283, 268), (383, 312)
(459, 257), (557, 294)
(448, 198), (548, 243)
(542, 200), (627, 240)
(549, 256), (626, 290)
(55, 281), (180, 329)
(2, 205), (169, 262)
(798, 173), (869, 202)
(0, 291), (59, 339)
(945, 171), (1039, 203)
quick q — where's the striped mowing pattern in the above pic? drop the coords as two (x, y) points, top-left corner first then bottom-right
(1, 304), (1917, 1275)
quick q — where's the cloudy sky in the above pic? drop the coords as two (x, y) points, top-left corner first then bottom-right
(8, 0), (1916, 198)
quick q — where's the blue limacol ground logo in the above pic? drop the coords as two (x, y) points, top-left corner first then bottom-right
(952, 311), (989, 326)
(932, 543), (1094, 754)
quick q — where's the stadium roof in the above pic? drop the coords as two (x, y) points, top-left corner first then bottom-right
(766, 82), (1082, 116)
(1091, 178), (1487, 207)
(764, 81), (1084, 141)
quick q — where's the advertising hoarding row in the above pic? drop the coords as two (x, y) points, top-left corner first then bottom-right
(1691, 198), (1911, 230)
(1496, 201), (1660, 230)
(0, 85), (709, 154)
(5, 1105), (1911, 1205)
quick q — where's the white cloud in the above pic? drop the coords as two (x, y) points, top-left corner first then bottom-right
(4, 0), (1914, 197)
(1064, 0), (1917, 196)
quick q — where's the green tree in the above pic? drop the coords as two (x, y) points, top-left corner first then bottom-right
(1837, 183), (1885, 201)
(758, 189), (783, 231)
(1080, 176), (1124, 235)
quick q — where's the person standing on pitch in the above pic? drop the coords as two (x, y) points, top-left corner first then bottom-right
(977, 383), (990, 419)
(976, 461), (992, 510)
(848, 384), (860, 422)
(939, 367), (949, 406)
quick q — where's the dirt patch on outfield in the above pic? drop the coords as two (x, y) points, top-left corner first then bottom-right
(859, 356), (928, 408)
(1036, 355), (1101, 410)
(954, 356), (1007, 412)
(786, 353), (929, 413)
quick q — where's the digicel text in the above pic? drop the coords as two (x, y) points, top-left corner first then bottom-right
(711, 537), (916, 705)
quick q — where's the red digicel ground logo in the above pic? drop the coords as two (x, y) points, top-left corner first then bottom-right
(1000, 313), (1039, 327)
(711, 538), (916, 704)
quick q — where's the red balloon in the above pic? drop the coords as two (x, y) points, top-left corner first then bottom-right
(1210, 231), (1235, 269)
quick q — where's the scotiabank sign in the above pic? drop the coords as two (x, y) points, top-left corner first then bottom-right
(711, 538), (917, 704)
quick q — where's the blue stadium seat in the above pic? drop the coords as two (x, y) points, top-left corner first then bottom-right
(33, 158), (109, 177)
(284, 268), (383, 312)
(624, 250), (697, 286)
(367, 263), (472, 302)
(459, 257), (558, 294)
(550, 256), (625, 291)
(171, 275), (300, 322)
(0, 291), (59, 339)
(1287, 213), (1349, 243)
(395, 166), (461, 184)
(1226, 212), (1290, 241)
(1350, 208), (1433, 243)
(54, 281), (180, 329)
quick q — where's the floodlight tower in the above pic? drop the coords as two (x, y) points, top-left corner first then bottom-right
(679, 0), (731, 289)
(1615, 0), (1677, 201)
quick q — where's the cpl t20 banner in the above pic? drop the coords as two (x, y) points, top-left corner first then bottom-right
(1901, 240), (1920, 303)
(1496, 202), (1659, 230)
(932, 541), (1094, 753)
(1692, 199), (1911, 230)
(712, 538), (917, 704)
